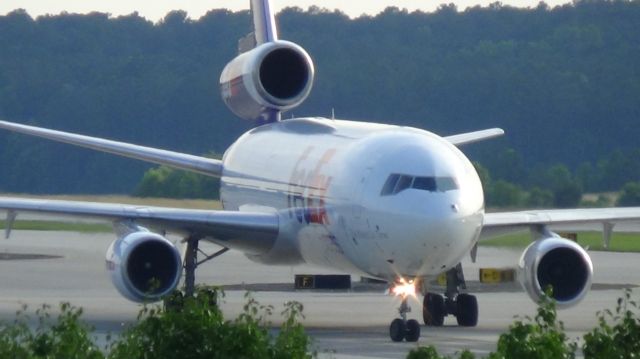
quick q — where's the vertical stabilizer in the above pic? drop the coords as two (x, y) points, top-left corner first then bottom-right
(251, 0), (278, 44)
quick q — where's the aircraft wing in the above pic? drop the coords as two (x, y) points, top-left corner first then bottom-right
(0, 120), (223, 177)
(0, 197), (279, 255)
(445, 128), (505, 146)
(481, 207), (640, 242)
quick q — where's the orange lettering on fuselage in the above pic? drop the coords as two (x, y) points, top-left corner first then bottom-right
(287, 147), (335, 225)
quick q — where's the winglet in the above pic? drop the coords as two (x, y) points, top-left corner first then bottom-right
(251, 0), (278, 44)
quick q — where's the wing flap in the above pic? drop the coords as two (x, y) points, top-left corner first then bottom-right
(0, 120), (223, 177)
(0, 197), (279, 254)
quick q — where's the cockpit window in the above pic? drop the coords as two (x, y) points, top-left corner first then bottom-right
(395, 175), (413, 193)
(380, 174), (400, 196)
(436, 177), (458, 192)
(412, 177), (436, 191)
(380, 173), (458, 196)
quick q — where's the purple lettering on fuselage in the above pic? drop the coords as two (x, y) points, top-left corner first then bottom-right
(287, 147), (335, 225)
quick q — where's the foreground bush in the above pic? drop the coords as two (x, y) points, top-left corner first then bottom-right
(582, 289), (640, 358)
(110, 290), (313, 359)
(0, 289), (314, 359)
(486, 294), (576, 359)
(0, 303), (103, 359)
(408, 289), (640, 359)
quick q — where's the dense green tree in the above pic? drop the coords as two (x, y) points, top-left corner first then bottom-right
(0, 0), (639, 195)
(616, 182), (640, 207)
(134, 166), (220, 199)
(542, 165), (583, 208)
(487, 180), (525, 208)
(526, 187), (554, 208)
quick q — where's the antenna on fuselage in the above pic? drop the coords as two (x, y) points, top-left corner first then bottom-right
(331, 108), (335, 120)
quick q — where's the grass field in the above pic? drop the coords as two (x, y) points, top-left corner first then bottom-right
(482, 231), (640, 252)
(2, 194), (640, 252)
(0, 195), (222, 234)
(1, 194), (222, 210)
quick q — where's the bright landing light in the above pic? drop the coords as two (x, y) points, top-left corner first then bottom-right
(391, 278), (417, 298)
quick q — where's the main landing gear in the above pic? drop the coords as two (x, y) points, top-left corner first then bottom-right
(182, 236), (229, 297)
(390, 295), (421, 342)
(423, 263), (478, 327)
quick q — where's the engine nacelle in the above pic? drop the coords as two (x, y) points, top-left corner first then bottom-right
(106, 231), (182, 302)
(220, 40), (314, 122)
(519, 237), (593, 308)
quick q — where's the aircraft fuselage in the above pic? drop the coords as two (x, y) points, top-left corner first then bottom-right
(221, 117), (485, 281)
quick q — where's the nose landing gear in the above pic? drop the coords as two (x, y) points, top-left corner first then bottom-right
(389, 280), (420, 342)
(390, 297), (421, 342)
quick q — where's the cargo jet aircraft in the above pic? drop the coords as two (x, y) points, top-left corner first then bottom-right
(2, 0), (640, 342)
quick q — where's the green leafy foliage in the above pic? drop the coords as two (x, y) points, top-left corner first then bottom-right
(133, 165), (220, 199)
(616, 182), (640, 207)
(110, 289), (314, 359)
(0, 303), (104, 359)
(408, 290), (640, 359)
(486, 293), (577, 359)
(1, 0), (640, 195)
(407, 346), (475, 359)
(0, 289), (315, 359)
(582, 289), (640, 358)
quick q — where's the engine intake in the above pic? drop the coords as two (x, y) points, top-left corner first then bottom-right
(106, 231), (182, 302)
(519, 237), (593, 308)
(220, 40), (314, 122)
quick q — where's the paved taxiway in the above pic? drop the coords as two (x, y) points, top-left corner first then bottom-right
(1, 230), (639, 358)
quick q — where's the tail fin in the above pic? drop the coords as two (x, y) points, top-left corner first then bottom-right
(252, 0), (278, 44)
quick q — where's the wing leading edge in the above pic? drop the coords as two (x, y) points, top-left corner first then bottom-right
(0, 197), (279, 255)
(0, 120), (223, 177)
(481, 207), (640, 246)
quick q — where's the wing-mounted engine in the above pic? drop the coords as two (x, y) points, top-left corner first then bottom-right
(106, 226), (182, 302)
(220, 40), (315, 123)
(519, 236), (593, 308)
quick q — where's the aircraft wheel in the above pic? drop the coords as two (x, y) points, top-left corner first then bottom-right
(456, 294), (478, 327)
(389, 318), (406, 342)
(423, 293), (445, 326)
(405, 319), (421, 342)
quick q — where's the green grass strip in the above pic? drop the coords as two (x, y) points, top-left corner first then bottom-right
(482, 231), (640, 252)
(0, 220), (111, 233)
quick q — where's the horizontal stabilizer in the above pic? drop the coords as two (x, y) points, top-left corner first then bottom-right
(445, 128), (505, 146)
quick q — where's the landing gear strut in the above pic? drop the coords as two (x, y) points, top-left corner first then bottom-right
(423, 263), (478, 327)
(389, 288), (420, 342)
(182, 236), (229, 297)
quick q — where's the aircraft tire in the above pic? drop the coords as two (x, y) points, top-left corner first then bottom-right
(456, 293), (478, 327)
(405, 319), (421, 342)
(423, 293), (445, 326)
(389, 318), (406, 342)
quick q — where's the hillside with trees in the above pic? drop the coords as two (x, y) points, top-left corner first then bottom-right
(0, 0), (638, 199)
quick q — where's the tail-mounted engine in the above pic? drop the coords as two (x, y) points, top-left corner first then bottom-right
(220, 40), (314, 122)
(519, 237), (593, 308)
(106, 228), (182, 302)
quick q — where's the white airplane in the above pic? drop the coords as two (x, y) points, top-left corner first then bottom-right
(1, 0), (640, 343)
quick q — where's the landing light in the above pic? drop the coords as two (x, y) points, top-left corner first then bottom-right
(391, 278), (417, 298)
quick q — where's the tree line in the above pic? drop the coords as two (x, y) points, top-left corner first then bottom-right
(0, 0), (639, 196)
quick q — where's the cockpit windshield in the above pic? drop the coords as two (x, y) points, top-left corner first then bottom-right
(380, 174), (458, 196)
